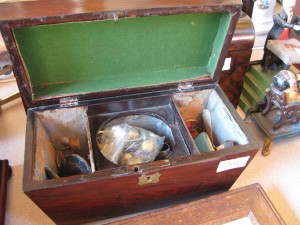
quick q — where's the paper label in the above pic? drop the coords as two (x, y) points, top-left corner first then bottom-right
(222, 57), (231, 71)
(223, 217), (254, 225)
(217, 156), (250, 173)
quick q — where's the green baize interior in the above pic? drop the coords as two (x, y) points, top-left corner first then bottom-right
(13, 12), (231, 100)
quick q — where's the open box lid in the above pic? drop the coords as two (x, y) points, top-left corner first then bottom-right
(0, 0), (241, 110)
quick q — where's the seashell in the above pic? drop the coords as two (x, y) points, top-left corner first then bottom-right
(142, 139), (155, 152)
(128, 127), (140, 140)
(123, 153), (133, 160)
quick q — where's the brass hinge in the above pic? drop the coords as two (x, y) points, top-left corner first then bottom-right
(59, 97), (78, 107)
(178, 82), (194, 92)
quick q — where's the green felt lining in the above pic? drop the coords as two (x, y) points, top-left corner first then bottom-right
(13, 12), (231, 100)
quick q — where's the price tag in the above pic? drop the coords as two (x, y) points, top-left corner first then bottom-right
(222, 57), (231, 71)
(223, 217), (253, 225)
(217, 156), (250, 173)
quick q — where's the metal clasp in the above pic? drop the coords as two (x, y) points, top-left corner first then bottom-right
(138, 173), (161, 185)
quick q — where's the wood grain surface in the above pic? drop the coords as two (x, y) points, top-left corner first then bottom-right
(108, 183), (285, 225)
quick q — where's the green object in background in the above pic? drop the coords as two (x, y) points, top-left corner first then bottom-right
(13, 12), (231, 100)
(239, 64), (275, 114)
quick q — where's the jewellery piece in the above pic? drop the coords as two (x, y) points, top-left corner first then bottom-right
(156, 143), (172, 160)
(185, 119), (202, 138)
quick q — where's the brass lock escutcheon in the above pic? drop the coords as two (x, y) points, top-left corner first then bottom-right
(138, 172), (161, 185)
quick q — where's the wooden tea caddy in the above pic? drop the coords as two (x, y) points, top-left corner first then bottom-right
(0, 0), (259, 224)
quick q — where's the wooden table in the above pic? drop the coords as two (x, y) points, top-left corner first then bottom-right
(0, 160), (11, 225)
(109, 183), (285, 225)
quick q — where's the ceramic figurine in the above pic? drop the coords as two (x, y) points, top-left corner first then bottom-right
(262, 69), (300, 130)
(252, 0), (277, 36)
(256, 0), (270, 9)
(258, 70), (299, 156)
(261, 0), (300, 71)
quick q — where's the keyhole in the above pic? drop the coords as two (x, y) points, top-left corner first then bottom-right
(147, 176), (152, 182)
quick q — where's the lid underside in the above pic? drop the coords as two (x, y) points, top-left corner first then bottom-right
(13, 12), (231, 100)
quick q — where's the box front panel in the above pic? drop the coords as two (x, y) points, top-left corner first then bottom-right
(26, 150), (257, 224)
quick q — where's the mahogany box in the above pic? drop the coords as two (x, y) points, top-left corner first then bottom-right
(219, 12), (255, 108)
(0, 0), (259, 224)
